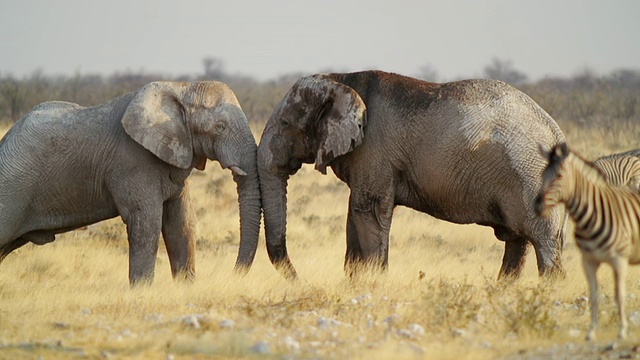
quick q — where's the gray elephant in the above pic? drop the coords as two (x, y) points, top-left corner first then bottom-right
(0, 81), (261, 286)
(257, 70), (567, 280)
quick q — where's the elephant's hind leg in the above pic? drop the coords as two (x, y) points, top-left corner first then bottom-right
(0, 238), (29, 264)
(527, 210), (566, 279)
(498, 238), (530, 280)
(493, 226), (529, 280)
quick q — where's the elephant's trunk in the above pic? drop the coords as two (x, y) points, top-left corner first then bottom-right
(232, 129), (262, 274)
(257, 143), (298, 280)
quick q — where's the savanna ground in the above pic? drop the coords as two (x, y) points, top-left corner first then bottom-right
(1, 119), (640, 360)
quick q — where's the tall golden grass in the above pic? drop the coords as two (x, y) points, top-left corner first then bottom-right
(1, 119), (639, 359)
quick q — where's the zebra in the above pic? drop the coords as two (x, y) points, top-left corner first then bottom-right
(593, 152), (640, 192)
(534, 142), (640, 341)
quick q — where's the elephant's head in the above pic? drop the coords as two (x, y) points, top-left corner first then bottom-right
(258, 75), (367, 279)
(121, 81), (262, 272)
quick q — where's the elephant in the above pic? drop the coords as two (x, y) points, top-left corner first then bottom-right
(0, 81), (261, 286)
(257, 70), (568, 280)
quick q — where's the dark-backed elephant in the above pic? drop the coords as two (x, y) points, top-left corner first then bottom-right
(0, 81), (261, 286)
(257, 70), (567, 280)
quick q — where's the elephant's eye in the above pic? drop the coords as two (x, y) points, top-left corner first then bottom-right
(281, 117), (290, 126)
(214, 122), (226, 132)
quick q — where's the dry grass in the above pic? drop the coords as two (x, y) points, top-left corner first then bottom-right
(1, 121), (640, 359)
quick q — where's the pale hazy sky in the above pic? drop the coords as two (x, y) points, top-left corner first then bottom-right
(1, 0), (638, 81)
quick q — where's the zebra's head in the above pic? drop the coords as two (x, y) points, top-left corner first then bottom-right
(535, 142), (570, 217)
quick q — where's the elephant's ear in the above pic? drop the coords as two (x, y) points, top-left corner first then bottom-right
(121, 82), (193, 169)
(312, 77), (367, 174)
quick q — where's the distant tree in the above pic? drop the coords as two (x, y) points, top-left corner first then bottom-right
(608, 69), (640, 89)
(0, 75), (29, 121)
(483, 58), (528, 85)
(202, 57), (226, 80)
(571, 67), (599, 90)
(416, 64), (439, 82)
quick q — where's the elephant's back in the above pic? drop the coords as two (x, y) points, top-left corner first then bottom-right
(0, 95), (134, 179)
(437, 79), (564, 141)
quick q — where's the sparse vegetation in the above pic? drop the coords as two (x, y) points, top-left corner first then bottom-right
(1, 63), (640, 358)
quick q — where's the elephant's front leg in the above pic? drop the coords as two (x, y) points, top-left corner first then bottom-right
(123, 205), (163, 286)
(344, 190), (394, 274)
(162, 187), (196, 281)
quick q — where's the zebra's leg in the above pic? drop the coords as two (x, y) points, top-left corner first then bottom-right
(612, 258), (629, 340)
(582, 256), (600, 341)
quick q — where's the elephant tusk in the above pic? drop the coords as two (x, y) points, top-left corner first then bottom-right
(230, 166), (248, 176)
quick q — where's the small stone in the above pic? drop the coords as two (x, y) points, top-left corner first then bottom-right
(451, 328), (469, 338)
(143, 313), (165, 322)
(568, 329), (581, 338)
(283, 336), (300, 351)
(409, 323), (425, 336)
(480, 340), (493, 349)
(317, 317), (341, 330)
(383, 314), (398, 326)
(397, 329), (414, 339)
(220, 319), (236, 329)
(252, 340), (270, 354)
(183, 315), (201, 330)
(81, 309), (91, 316)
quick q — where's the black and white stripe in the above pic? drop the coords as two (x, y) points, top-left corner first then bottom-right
(594, 152), (640, 192)
(535, 142), (640, 341)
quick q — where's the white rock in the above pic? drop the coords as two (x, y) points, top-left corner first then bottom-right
(318, 316), (341, 330)
(568, 328), (581, 338)
(283, 336), (300, 351)
(182, 315), (201, 330)
(451, 328), (469, 338)
(383, 314), (398, 326)
(220, 319), (236, 329)
(409, 323), (425, 336)
(144, 313), (165, 323)
(252, 341), (270, 354)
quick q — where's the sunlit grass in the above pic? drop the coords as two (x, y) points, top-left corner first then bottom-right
(1, 122), (640, 359)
